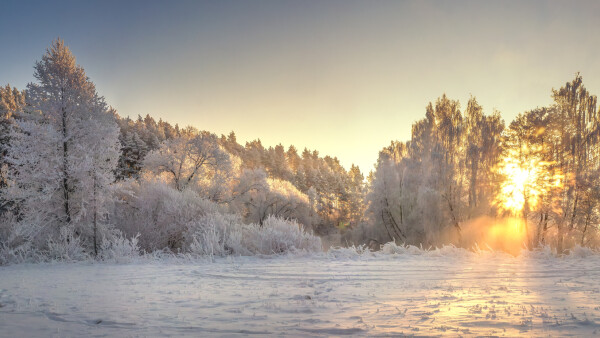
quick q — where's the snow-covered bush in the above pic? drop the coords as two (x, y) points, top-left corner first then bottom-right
(100, 233), (140, 262)
(112, 178), (220, 252)
(46, 228), (89, 261)
(327, 244), (372, 259)
(0, 242), (41, 265)
(187, 213), (245, 256)
(380, 242), (424, 255)
(186, 214), (321, 256)
(112, 178), (322, 257)
(241, 216), (322, 255)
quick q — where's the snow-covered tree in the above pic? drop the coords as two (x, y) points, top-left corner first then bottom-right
(364, 95), (505, 248)
(231, 168), (314, 227)
(0, 85), (26, 215)
(143, 130), (231, 195)
(3, 39), (120, 255)
(117, 130), (148, 179)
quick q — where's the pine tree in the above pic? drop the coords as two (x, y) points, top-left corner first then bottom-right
(0, 85), (26, 215)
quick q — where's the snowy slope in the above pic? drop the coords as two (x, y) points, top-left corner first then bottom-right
(1, 249), (600, 337)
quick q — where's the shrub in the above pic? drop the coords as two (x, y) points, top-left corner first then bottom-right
(187, 214), (322, 256)
(241, 216), (322, 255)
(112, 178), (220, 252)
(100, 233), (141, 262)
(46, 228), (88, 261)
(187, 213), (245, 256)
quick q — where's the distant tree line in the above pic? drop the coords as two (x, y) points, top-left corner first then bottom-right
(1, 40), (598, 262)
(115, 114), (366, 234)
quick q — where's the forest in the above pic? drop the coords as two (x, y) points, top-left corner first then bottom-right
(1, 40), (599, 263)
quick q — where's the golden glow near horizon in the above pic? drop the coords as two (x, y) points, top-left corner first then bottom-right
(494, 147), (544, 250)
(488, 145), (564, 251)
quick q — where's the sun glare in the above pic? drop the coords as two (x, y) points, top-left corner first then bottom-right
(495, 145), (561, 216)
(497, 150), (535, 214)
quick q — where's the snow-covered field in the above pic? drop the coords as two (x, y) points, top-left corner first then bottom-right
(1, 248), (600, 337)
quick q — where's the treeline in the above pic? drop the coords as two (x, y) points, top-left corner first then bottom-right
(0, 40), (363, 263)
(1, 40), (599, 262)
(115, 115), (366, 234)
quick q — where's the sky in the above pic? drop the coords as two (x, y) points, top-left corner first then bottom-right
(1, 0), (600, 173)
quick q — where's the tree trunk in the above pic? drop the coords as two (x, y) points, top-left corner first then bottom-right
(61, 96), (71, 226)
(581, 206), (591, 246)
(569, 190), (578, 230)
(93, 171), (98, 257)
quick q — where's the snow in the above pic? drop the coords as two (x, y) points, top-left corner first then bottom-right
(1, 249), (600, 336)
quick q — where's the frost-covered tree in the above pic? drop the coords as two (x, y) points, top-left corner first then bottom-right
(500, 75), (600, 251)
(114, 114), (182, 180)
(0, 85), (26, 215)
(143, 130), (232, 195)
(345, 164), (366, 226)
(366, 142), (421, 244)
(3, 39), (120, 255)
(231, 168), (314, 227)
(117, 130), (148, 179)
(364, 95), (505, 247)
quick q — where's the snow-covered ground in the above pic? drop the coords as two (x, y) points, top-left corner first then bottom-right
(1, 248), (600, 337)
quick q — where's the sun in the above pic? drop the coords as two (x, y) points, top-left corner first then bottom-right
(495, 144), (563, 217)
(500, 162), (529, 214)
(496, 147), (543, 215)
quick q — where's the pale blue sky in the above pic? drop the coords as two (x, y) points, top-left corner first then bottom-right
(1, 0), (599, 172)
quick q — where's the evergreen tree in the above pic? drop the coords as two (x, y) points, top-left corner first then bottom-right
(0, 85), (26, 214)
